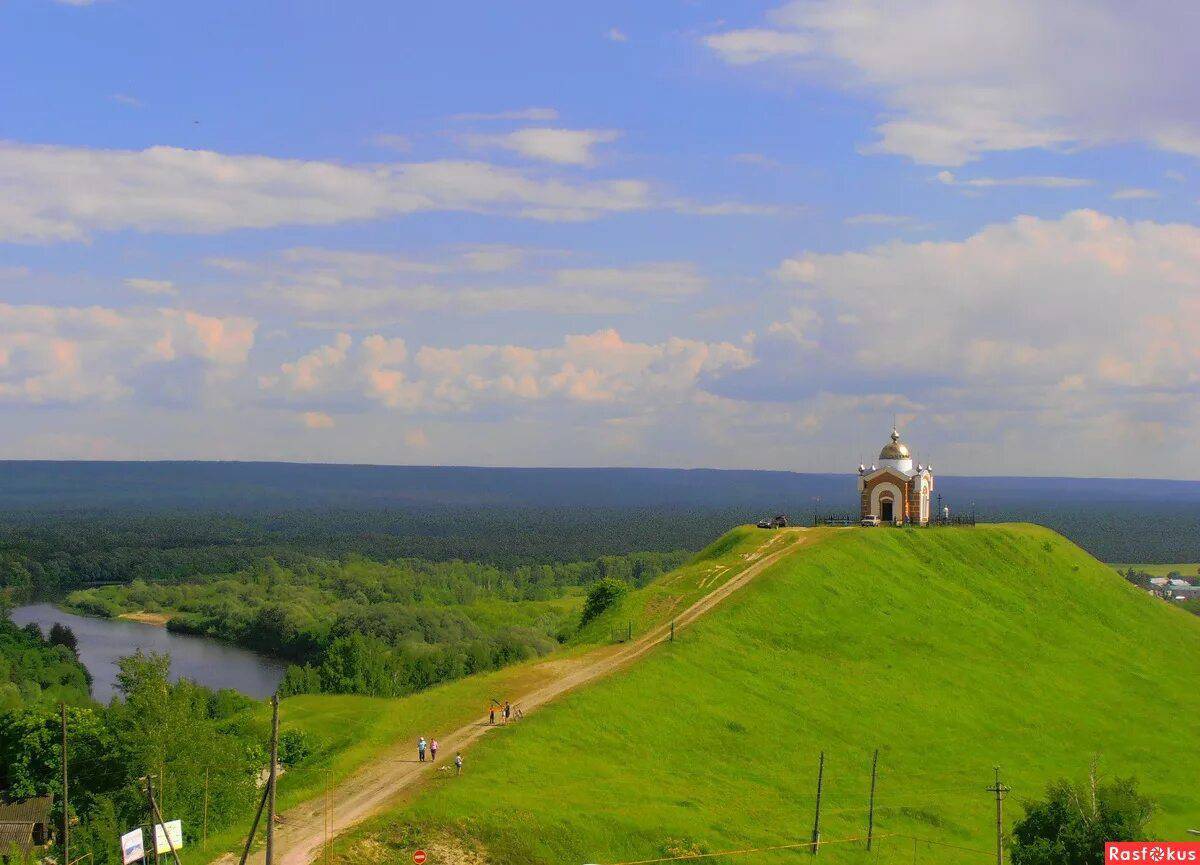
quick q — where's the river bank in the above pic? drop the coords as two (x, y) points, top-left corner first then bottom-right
(10, 603), (286, 701)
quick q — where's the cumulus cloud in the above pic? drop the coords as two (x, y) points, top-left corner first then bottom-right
(0, 141), (757, 242)
(464, 128), (621, 166)
(262, 329), (752, 416)
(706, 1), (1200, 165)
(0, 303), (254, 404)
(770, 210), (1200, 398)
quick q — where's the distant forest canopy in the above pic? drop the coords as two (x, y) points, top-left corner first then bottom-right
(0, 461), (1198, 567)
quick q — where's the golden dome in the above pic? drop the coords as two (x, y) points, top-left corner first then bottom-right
(879, 428), (911, 460)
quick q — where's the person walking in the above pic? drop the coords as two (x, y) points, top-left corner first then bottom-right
(430, 738), (439, 762)
(418, 736), (427, 762)
(454, 753), (463, 775)
(503, 700), (511, 722)
(489, 705), (496, 725)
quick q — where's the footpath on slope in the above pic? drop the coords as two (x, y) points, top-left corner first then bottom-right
(218, 527), (810, 865)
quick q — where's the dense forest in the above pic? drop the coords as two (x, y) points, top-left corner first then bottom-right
(0, 597), (91, 712)
(61, 549), (689, 698)
(0, 651), (272, 865)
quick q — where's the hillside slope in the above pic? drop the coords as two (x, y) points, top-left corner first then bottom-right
(343, 524), (1200, 865)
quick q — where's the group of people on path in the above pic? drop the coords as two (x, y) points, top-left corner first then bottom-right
(413, 698), (522, 779)
(488, 699), (520, 725)
(417, 736), (463, 774)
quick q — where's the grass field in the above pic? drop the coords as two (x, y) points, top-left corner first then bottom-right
(1112, 563), (1200, 577)
(189, 526), (789, 864)
(337, 524), (1200, 865)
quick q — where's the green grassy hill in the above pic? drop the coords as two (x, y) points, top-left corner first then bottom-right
(341, 524), (1200, 865)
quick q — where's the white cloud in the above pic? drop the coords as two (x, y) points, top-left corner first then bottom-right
(0, 141), (738, 242)
(844, 213), (916, 226)
(767, 307), (822, 347)
(124, 277), (177, 296)
(0, 303), (255, 404)
(464, 128), (621, 166)
(110, 93), (142, 107)
(368, 133), (411, 151)
(1111, 188), (1161, 200)
(263, 329), (753, 415)
(706, 1), (1200, 165)
(451, 107), (559, 122)
(301, 411), (335, 429)
(772, 210), (1200, 395)
(936, 171), (1093, 189)
(704, 28), (812, 65)
(731, 152), (783, 169)
(605, 27), (628, 43)
(211, 248), (709, 322)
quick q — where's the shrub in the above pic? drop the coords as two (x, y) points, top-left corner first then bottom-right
(580, 578), (629, 626)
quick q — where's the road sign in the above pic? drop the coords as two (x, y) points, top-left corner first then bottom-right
(155, 820), (184, 854)
(120, 827), (145, 864)
(413, 851), (427, 864)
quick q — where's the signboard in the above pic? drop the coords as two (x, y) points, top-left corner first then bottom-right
(120, 827), (145, 864)
(154, 820), (184, 855)
(413, 851), (427, 864)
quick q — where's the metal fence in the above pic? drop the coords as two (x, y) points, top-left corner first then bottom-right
(812, 512), (977, 527)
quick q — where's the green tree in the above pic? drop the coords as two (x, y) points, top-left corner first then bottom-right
(580, 578), (629, 626)
(1011, 775), (1153, 865)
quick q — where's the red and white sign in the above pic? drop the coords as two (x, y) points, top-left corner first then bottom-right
(1106, 843), (1200, 862)
(412, 851), (427, 865)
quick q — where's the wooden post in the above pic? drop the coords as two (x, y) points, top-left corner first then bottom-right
(237, 786), (270, 865)
(670, 620), (675, 642)
(867, 748), (879, 851)
(202, 766), (210, 845)
(986, 767), (1010, 865)
(324, 770), (332, 865)
(60, 703), (69, 865)
(266, 693), (280, 865)
(811, 751), (825, 855)
(146, 776), (181, 865)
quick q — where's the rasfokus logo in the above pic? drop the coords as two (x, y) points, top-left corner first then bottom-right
(1106, 843), (1200, 862)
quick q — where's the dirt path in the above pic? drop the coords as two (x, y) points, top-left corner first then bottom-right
(223, 528), (809, 865)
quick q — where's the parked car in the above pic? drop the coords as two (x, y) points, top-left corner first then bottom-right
(756, 519), (773, 528)
(861, 515), (881, 527)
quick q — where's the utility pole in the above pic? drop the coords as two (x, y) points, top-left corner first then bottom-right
(867, 749), (879, 852)
(146, 775), (182, 865)
(266, 693), (280, 865)
(60, 703), (69, 865)
(324, 770), (332, 865)
(237, 786), (270, 865)
(811, 751), (825, 855)
(986, 767), (1010, 865)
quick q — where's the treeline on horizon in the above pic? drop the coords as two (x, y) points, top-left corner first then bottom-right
(1, 500), (1198, 599)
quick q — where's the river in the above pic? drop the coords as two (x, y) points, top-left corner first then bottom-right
(11, 603), (287, 701)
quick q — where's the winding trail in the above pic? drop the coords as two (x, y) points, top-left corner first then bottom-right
(222, 528), (809, 865)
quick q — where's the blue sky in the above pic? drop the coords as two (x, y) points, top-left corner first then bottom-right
(2, 0), (1199, 477)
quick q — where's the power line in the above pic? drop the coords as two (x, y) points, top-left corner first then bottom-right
(600, 833), (889, 865)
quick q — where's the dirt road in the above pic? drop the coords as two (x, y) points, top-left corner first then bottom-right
(222, 528), (808, 865)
